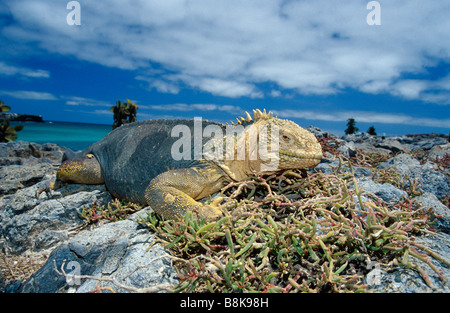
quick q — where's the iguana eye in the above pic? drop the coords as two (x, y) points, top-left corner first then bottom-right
(281, 135), (290, 141)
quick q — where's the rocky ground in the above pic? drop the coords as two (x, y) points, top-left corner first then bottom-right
(0, 130), (448, 293)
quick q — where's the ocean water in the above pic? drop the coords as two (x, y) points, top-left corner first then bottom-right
(10, 121), (112, 151)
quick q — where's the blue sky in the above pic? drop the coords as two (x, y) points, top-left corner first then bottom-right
(0, 0), (449, 136)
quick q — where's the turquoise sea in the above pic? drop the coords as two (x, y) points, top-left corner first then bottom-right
(10, 121), (112, 151)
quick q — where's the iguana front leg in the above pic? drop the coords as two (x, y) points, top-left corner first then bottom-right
(36, 153), (104, 198)
(56, 154), (104, 185)
(144, 166), (228, 220)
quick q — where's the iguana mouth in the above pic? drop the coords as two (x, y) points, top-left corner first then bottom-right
(279, 152), (323, 160)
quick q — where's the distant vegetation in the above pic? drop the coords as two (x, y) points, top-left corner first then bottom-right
(110, 99), (138, 129)
(345, 118), (377, 136)
(367, 126), (377, 136)
(0, 100), (23, 143)
(344, 118), (358, 135)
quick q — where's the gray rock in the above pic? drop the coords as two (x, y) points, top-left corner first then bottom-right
(19, 210), (178, 293)
(395, 136), (415, 145)
(415, 192), (450, 233)
(375, 139), (409, 154)
(427, 144), (450, 161)
(314, 155), (341, 175)
(355, 143), (392, 156)
(0, 140), (115, 256)
(357, 178), (407, 203)
(378, 153), (421, 174)
(341, 134), (357, 142)
(412, 166), (450, 200)
(337, 140), (393, 158)
(1, 187), (112, 254)
(353, 167), (372, 178)
(406, 136), (448, 151)
(315, 157), (371, 178)
(0, 163), (56, 196)
(337, 141), (357, 158)
(0, 141), (65, 161)
(0, 141), (65, 196)
(369, 232), (450, 293)
(18, 243), (79, 293)
(379, 153), (450, 200)
(0, 179), (51, 217)
(306, 126), (335, 138)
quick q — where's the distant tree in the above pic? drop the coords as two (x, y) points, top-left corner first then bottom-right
(110, 99), (138, 129)
(0, 100), (23, 142)
(344, 118), (359, 135)
(367, 126), (377, 136)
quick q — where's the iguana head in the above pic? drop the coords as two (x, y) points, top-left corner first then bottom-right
(232, 109), (323, 173)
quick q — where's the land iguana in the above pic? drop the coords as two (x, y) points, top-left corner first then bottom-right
(45, 109), (323, 220)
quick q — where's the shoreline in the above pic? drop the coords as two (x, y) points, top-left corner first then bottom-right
(1, 113), (44, 123)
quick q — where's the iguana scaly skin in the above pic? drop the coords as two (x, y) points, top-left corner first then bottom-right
(53, 109), (323, 219)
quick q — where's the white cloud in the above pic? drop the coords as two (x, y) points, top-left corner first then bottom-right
(387, 76), (450, 105)
(0, 62), (50, 78)
(420, 92), (450, 105)
(91, 109), (112, 116)
(0, 90), (57, 100)
(149, 103), (241, 114)
(183, 77), (264, 99)
(270, 90), (281, 98)
(390, 80), (428, 99)
(274, 109), (450, 129)
(64, 96), (111, 107)
(2, 0), (450, 103)
(135, 76), (180, 94)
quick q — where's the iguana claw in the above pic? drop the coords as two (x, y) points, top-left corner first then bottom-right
(35, 179), (62, 199)
(197, 196), (224, 220)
